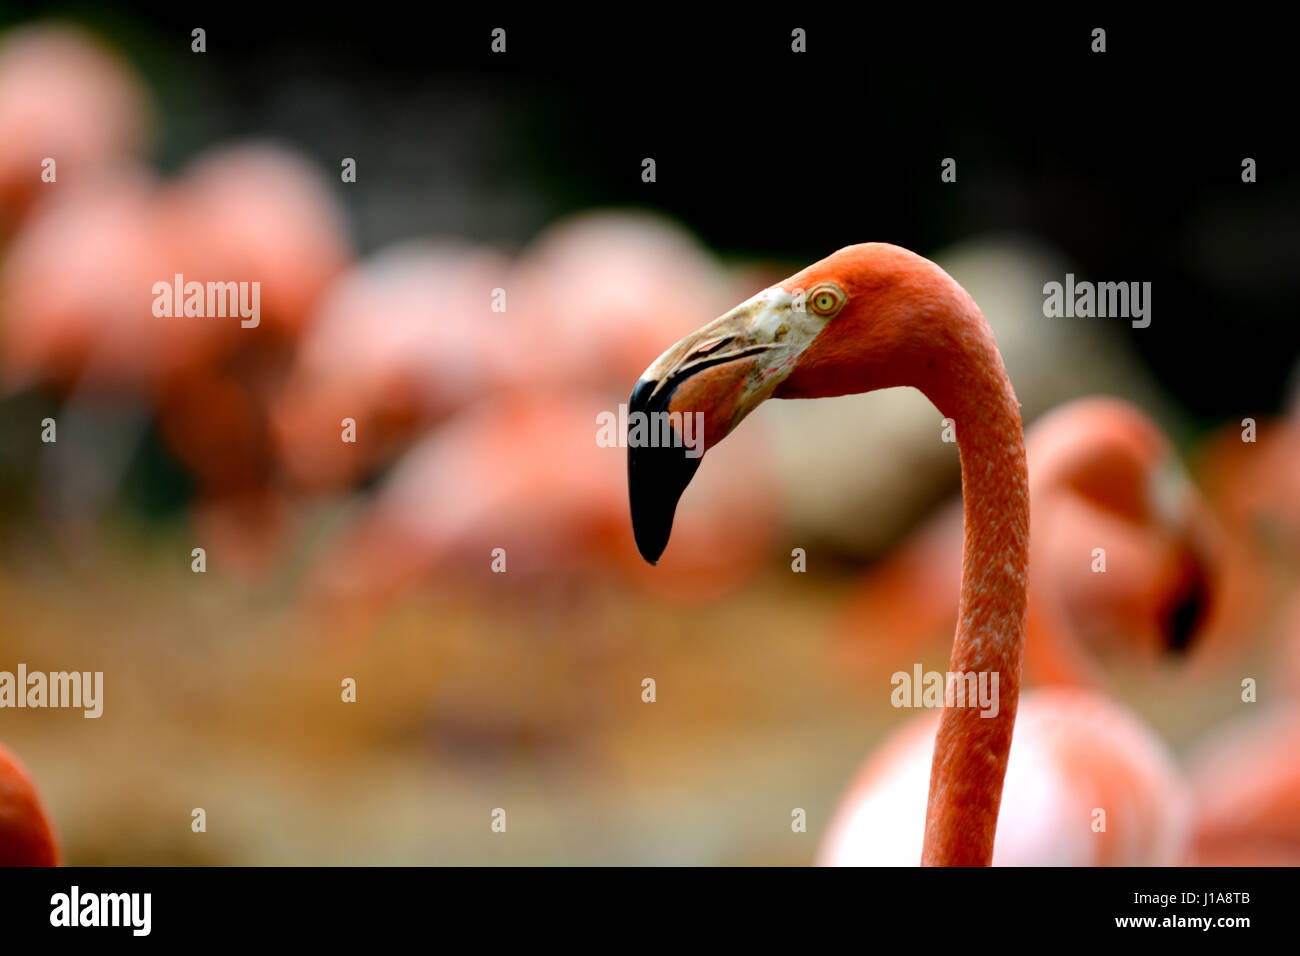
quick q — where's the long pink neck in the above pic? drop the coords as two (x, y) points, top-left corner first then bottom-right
(918, 305), (1030, 867)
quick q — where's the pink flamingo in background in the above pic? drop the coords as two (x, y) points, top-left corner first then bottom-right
(305, 389), (779, 627)
(509, 210), (735, 393)
(818, 685), (1190, 865)
(272, 240), (515, 493)
(152, 142), (353, 563)
(0, 167), (163, 395)
(275, 212), (730, 497)
(1179, 590), (1300, 866)
(0, 142), (351, 571)
(301, 213), (781, 619)
(839, 398), (1218, 689)
(0, 743), (59, 866)
(1186, 700), (1300, 865)
(155, 143), (351, 573)
(1194, 412), (1300, 661)
(1177, 400), (1300, 865)
(0, 24), (151, 231)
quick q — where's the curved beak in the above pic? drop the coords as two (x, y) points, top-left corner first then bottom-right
(627, 286), (812, 563)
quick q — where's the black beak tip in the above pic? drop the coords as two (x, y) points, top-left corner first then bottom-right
(627, 377), (702, 566)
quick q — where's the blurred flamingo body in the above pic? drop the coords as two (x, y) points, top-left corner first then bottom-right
(308, 390), (779, 620)
(840, 398), (1217, 688)
(1194, 414), (1300, 664)
(818, 688), (1190, 865)
(1186, 703), (1300, 865)
(0, 24), (152, 230)
(0, 743), (59, 866)
(0, 139), (351, 573)
(304, 213), (781, 615)
(273, 240), (515, 492)
(509, 211), (735, 392)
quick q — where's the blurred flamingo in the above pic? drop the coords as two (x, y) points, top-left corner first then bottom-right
(817, 687), (1190, 865)
(1180, 585), (1300, 865)
(1194, 412), (1300, 661)
(299, 212), (784, 619)
(1169, 385), (1300, 866)
(305, 389), (778, 629)
(0, 166), (169, 521)
(277, 211), (732, 499)
(272, 240), (514, 493)
(0, 24), (152, 232)
(0, 166), (162, 395)
(1185, 702), (1300, 865)
(508, 210), (736, 393)
(151, 141), (352, 427)
(0, 742), (59, 866)
(840, 398), (1219, 688)
(150, 143), (352, 573)
(1, 140), (350, 569)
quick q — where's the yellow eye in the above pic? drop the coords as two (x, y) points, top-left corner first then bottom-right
(809, 286), (843, 317)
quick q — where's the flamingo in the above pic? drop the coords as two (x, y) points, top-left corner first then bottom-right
(1175, 406), (1300, 865)
(272, 240), (515, 493)
(298, 214), (781, 618)
(305, 388), (779, 626)
(1194, 413), (1300, 664)
(0, 166), (163, 395)
(818, 687), (1190, 865)
(0, 24), (152, 231)
(150, 143), (353, 574)
(509, 210), (735, 393)
(1178, 591), (1300, 866)
(0, 142), (350, 565)
(628, 242), (1030, 865)
(840, 398), (1218, 689)
(820, 403), (1213, 863)
(1185, 702), (1300, 865)
(0, 742), (59, 866)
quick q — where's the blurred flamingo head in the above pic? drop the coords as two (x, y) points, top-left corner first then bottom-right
(511, 210), (730, 391)
(0, 24), (152, 225)
(1029, 398), (1221, 659)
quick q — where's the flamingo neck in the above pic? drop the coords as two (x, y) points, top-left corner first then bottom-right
(918, 313), (1030, 866)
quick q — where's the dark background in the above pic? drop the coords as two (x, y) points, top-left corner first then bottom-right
(8, 6), (1295, 420)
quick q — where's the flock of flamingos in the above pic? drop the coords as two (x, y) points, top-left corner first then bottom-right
(0, 23), (1297, 866)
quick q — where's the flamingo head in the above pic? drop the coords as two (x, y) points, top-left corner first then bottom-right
(1104, 436), (1221, 655)
(628, 243), (972, 563)
(1031, 398), (1222, 656)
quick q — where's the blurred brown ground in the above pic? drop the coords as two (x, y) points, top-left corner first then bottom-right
(0, 517), (1260, 865)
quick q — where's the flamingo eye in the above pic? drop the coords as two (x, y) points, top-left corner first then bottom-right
(808, 285), (844, 317)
